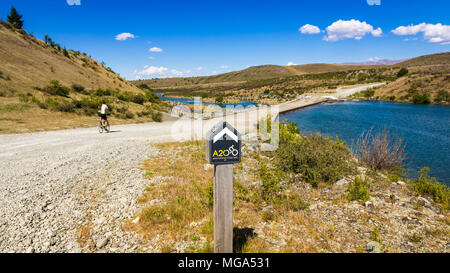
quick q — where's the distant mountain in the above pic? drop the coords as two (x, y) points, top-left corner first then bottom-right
(341, 59), (408, 66)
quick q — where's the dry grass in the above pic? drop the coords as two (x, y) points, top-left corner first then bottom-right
(77, 224), (91, 247)
(129, 141), (214, 250)
(130, 140), (450, 253)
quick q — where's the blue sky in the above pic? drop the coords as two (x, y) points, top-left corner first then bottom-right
(1, 0), (449, 79)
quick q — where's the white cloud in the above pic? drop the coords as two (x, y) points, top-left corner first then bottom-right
(372, 27), (383, 37)
(219, 65), (229, 69)
(299, 24), (321, 34)
(136, 66), (168, 76)
(195, 66), (203, 71)
(134, 66), (194, 78)
(149, 47), (163, 52)
(212, 70), (218, 75)
(287, 62), (296, 66)
(392, 23), (450, 45)
(366, 0), (381, 6)
(115, 33), (135, 41)
(323, 19), (382, 41)
(67, 0), (81, 6)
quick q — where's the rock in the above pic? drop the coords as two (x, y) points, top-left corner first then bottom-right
(132, 217), (140, 224)
(96, 238), (109, 249)
(334, 178), (349, 190)
(366, 241), (381, 253)
(417, 197), (431, 208)
(364, 201), (374, 208)
(260, 143), (276, 152)
(397, 181), (406, 186)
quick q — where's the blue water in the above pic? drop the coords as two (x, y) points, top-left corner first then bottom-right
(282, 101), (450, 184)
(157, 94), (259, 108)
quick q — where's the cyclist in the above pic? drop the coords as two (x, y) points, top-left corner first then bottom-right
(98, 100), (109, 128)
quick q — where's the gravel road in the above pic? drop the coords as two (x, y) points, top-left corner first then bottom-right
(0, 122), (179, 253)
(0, 84), (379, 253)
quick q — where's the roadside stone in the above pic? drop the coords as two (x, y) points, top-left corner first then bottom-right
(366, 241), (381, 253)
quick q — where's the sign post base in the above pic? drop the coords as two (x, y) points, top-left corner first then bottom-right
(213, 164), (234, 253)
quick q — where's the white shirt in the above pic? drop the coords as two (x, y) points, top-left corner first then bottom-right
(100, 104), (108, 114)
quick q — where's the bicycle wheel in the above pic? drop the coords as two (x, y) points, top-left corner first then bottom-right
(98, 121), (104, 133)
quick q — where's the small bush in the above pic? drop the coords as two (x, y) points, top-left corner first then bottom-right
(215, 96), (224, 104)
(71, 83), (85, 93)
(412, 93), (431, 104)
(409, 167), (449, 210)
(259, 160), (285, 202)
(275, 133), (355, 186)
(44, 97), (75, 112)
(281, 194), (309, 211)
(279, 121), (300, 144)
(362, 88), (375, 98)
(42, 80), (70, 97)
(354, 127), (406, 172)
(347, 176), (370, 202)
(434, 90), (449, 103)
(397, 68), (408, 78)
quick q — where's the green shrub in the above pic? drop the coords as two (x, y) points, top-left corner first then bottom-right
(215, 96), (224, 104)
(42, 80), (70, 97)
(145, 91), (160, 103)
(63, 48), (69, 58)
(347, 176), (370, 202)
(362, 88), (375, 98)
(71, 83), (85, 93)
(434, 90), (449, 103)
(409, 167), (449, 210)
(259, 160), (285, 202)
(281, 194), (309, 211)
(412, 93), (431, 104)
(275, 133), (355, 186)
(397, 68), (408, 78)
(44, 97), (75, 112)
(279, 121), (300, 144)
(94, 88), (117, 97)
(132, 94), (146, 105)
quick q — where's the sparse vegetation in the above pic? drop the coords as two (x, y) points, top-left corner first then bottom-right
(347, 176), (370, 202)
(397, 68), (408, 78)
(434, 90), (449, 103)
(354, 127), (406, 172)
(409, 167), (449, 210)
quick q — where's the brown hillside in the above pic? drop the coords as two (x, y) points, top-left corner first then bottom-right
(395, 52), (450, 67)
(0, 20), (140, 95)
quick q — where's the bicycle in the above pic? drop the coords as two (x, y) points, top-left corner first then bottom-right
(98, 119), (110, 133)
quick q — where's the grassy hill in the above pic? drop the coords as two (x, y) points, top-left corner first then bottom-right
(136, 51), (449, 105)
(353, 52), (450, 104)
(135, 63), (382, 89)
(395, 52), (450, 67)
(0, 20), (171, 134)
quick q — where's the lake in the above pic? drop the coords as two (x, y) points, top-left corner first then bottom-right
(282, 101), (450, 185)
(157, 94), (259, 108)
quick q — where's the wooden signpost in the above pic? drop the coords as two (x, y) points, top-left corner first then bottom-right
(206, 121), (241, 253)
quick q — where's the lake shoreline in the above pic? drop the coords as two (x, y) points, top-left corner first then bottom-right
(282, 100), (450, 184)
